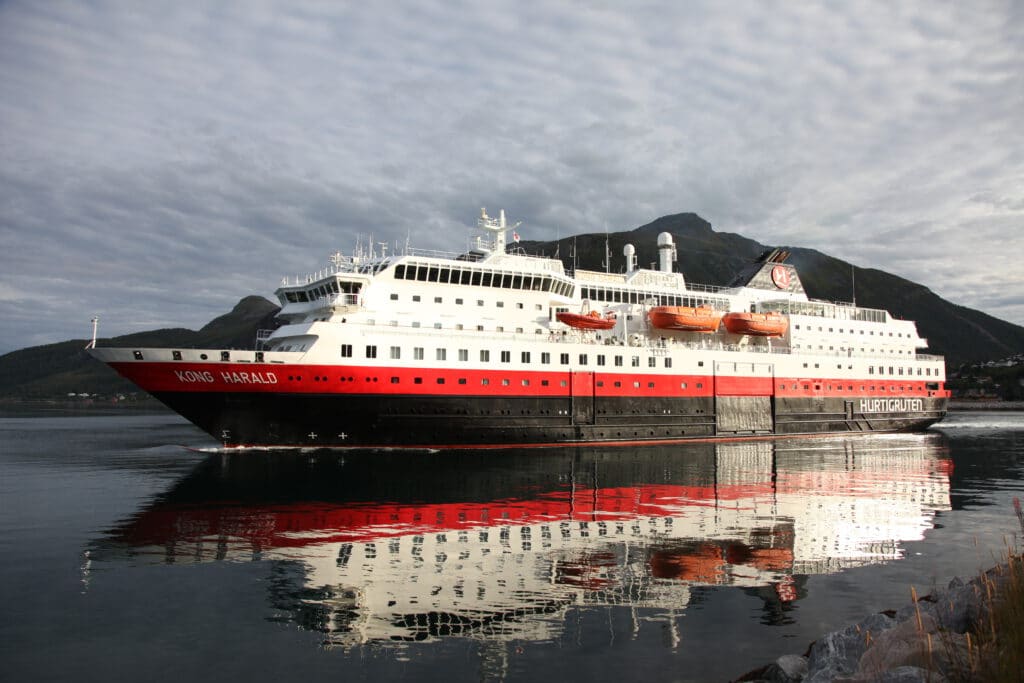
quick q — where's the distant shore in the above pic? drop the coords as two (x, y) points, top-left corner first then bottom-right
(950, 400), (1024, 411)
(0, 397), (167, 416)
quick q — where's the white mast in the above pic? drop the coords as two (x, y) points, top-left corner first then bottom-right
(86, 317), (99, 349)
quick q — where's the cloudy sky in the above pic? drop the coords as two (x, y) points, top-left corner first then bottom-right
(1, 1), (1022, 353)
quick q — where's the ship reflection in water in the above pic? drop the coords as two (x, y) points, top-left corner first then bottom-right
(91, 435), (951, 648)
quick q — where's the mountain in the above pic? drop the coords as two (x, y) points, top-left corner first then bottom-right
(518, 213), (1024, 364)
(2, 213), (1022, 399)
(0, 296), (279, 399)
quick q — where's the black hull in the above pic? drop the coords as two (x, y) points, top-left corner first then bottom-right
(153, 391), (948, 449)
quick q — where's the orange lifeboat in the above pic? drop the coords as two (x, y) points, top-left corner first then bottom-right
(721, 312), (788, 337)
(647, 305), (723, 332)
(557, 309), (616, 330)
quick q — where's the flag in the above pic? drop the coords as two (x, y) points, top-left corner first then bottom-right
(513, 231), (520, 243)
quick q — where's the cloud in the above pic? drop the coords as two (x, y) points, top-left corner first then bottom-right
(0, 0), (1022, 352)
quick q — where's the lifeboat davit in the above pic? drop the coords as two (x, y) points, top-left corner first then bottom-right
(557, 310), (617, 330)
(721, 312), (788, 337)
(647, 305), (723, 332)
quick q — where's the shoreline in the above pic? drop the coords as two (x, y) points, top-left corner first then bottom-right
(737, 559), (1021, 682)
(949, 400), (1024, 411)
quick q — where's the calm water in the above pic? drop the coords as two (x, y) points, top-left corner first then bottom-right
(1, 410), (1022, 682)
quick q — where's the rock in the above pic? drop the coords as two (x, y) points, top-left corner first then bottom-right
(839, 665), (949, 682)
(805, 612), (897, 682)
(759, 654), (808, 682)
(894, 577), (987, 634)
(853, 614), (972, 682)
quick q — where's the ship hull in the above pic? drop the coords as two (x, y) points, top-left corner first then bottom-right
(151, 389), (948, 449)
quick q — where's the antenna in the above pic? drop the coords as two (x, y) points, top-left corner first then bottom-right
(604, 232), (611, 273)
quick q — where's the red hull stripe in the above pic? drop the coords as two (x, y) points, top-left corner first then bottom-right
(110, 362), (947, 399)
(119, 482), (758, 548)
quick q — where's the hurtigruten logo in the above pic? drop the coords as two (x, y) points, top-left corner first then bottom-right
(859, 398), (923, 413)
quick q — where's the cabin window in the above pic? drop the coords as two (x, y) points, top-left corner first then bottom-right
(579, 354), (588, 365)
(390, 377), (400, 384)
(648, 357), (657, 368)
(560, 353), (569, 365)
(413, 347), (424, 360)
(521, 352), (531, 363)
(390, 346), (401, 359)
(496, 301), (504, 308)
(390, 293), (398, 300)
(481, 273), (493, 287)
(665, 358), (672, 368)
(172, 350), (182, 361)
(541, 352), (550, 364)
(501, 379), (510, 386)
(365, 345), (377, 359)
(341, 345), (353, 358)
(434, 296), (442, 303)
(394, 265), (406, 279)
(480, 350), (490, 362)
(597, 355), (606, 366)
(500, 351), (511, 363)
(458, 349), (469, 361)
(614, 356), (623, 367)
(631, 356), (640, 367)
(456, 298), (463, 305)
(436, 349), (446, 361)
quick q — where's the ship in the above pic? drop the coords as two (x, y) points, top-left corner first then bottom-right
(88, 208), (949, 449)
